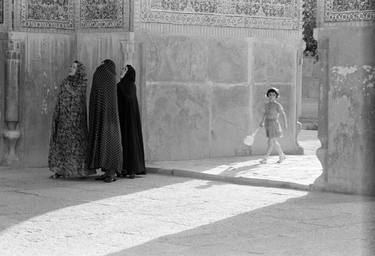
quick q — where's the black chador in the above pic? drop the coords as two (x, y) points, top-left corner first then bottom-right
(117, 65), (146, 178)
(87, 59), (122, 183)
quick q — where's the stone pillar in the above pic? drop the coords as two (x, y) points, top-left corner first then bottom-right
(290, 50), (303, 155)
(296, 41), (305, 119)
(313, 1), (375, 194)
(295, 39), (305, 154)
(315, 38), (329, 185)
(2, 38), (22, 166)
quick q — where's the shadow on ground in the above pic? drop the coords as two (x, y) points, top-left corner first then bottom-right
(1, 130), (371, 256)
(0, 167), (191, 232)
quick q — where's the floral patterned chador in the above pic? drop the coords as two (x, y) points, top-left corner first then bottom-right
(48, 62), (95, 177)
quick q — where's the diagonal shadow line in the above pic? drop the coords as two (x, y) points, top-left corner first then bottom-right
(105, 192), (371, 256)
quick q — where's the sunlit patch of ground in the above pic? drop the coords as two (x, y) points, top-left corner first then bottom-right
(149, 130), (323, 186)
(0, 180), (306, 256)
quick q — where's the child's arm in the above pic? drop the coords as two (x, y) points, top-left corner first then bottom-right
(259, 114), (265, 127)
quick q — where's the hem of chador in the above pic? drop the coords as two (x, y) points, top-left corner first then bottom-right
(121, 170), (147, 175)
(49, 167), (97, 178)
(88, 166), (119, 174)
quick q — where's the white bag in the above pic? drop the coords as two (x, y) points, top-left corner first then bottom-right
(243, 127), (260, 146)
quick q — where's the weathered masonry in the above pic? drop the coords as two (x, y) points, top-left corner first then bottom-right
(134, 0), (305, 161)
(4, 1), (374, 195)
(314, 0), (375, 194)
(0, 0), (305, 168)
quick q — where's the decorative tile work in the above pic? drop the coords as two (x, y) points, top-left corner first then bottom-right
(80, 0), (124, 28)
(0, 0), (11, 30)
(325, 0), (375, 22)
(140, 0), (301, 30)
(20, 0), (74, 29)
(0, 0), (3, 24)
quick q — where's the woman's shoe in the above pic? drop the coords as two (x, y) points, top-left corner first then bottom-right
(119, 172), (128, 178)
(260, 158), (267, 164)
(127, 173), (135, 179)
(104, 176), (117, 183)
(49, 173), (62, 179)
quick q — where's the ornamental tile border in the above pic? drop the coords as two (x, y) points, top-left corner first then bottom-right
(0, 0), (10, 31)
(140, 0), (301, 30)
(14, 0), (130, 32)
(0, 0), (4, 24)
(79, 0), (125, 29)
(324, 0), (375, 23)
(19, 0), (75, 30)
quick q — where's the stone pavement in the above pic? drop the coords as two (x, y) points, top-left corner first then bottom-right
(147, 130), (323, 191)
(0, 166), (374, 256)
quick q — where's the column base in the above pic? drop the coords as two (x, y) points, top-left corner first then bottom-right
(2, 129), (21, 167)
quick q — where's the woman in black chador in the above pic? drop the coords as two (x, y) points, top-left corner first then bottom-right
(87, 59), (122, 183)
(117, 65), (146, 179)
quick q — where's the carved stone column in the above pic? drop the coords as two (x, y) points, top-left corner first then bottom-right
(2, 38), (22, 166)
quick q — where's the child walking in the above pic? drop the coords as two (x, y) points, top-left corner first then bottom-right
(259, 87), (288, 164)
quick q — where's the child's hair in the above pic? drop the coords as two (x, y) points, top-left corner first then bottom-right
(266, 87), (280, 98)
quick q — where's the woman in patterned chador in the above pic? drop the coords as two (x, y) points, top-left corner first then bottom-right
(117, 65), (146, 179)
(87, 59), (122, 183)
(49, 60), (94, 179)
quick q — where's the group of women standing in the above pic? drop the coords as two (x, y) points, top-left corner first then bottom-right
(48, 59), (145, 183)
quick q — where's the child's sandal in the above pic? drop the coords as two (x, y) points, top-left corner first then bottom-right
(277, 155), (286, 163)
(260, 158), (267, 164)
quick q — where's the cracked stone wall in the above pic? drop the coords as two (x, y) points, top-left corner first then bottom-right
(134, 0), (304, 161)
(329, 64), (375, 193)
(316, 23), (375, 194)
(136, 34), (302, 161)
(315, 0), (375, 194)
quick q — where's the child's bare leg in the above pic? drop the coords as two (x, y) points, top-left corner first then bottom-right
(274, 139), (286, 163)
(274, 139), (284, 156)
(261, 138), (274, 163)
(266, 138), (275, 157)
